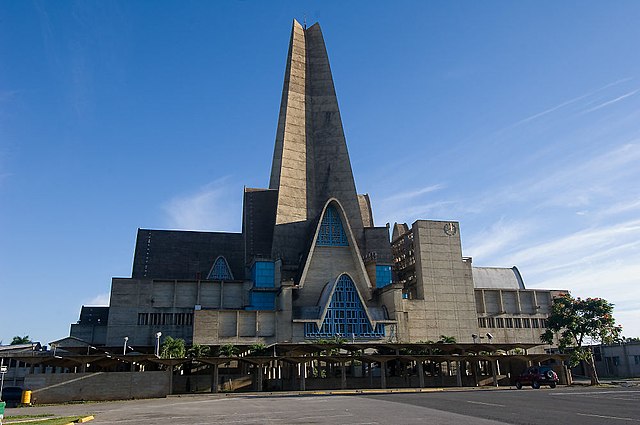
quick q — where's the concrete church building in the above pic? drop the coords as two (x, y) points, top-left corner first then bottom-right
(71, 20), (561, 351)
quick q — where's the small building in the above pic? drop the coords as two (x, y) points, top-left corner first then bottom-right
(589, 341), (640, 378)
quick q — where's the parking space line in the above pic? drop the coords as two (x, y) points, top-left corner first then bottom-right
(551, 390), (640, 396)
(466, 400), (506, 407)
(577, 413), (639, 422)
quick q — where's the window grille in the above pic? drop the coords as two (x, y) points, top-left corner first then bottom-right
(316, 206), (348, 246)
(208, 256), (233, 280)
(305, 275), (384, 339)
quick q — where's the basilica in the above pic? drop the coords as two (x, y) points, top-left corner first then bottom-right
(70, 20), (562, 352)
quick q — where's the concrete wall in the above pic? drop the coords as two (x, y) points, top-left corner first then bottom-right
(403, 220), (478, 343)
(474, 288), (555, 345)
(297, 246), (371, 306)
(593, 342), (640, 378)
(106, 278), (246, 346)
(193, 310), (277, 345)
(25, 371), (169, 404)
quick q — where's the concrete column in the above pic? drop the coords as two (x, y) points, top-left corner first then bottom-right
(341, 363), (347, 389)
(472, 360), (479, 387)
(211, 364), (219, 393)
(299, 362), (306, 391)
(492, 360), (498, 387)
(368, 363), (374, 388)
(168, 365), (174, 395)
(456, 361), (463, 387)
(380, 362), (387, 389)
(417, 361), (425, 388)
(257, 364), (264, 392)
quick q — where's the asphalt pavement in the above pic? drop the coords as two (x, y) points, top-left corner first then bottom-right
(3, 386), (639, 424)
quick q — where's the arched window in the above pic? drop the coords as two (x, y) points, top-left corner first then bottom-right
(316, 205), (348, 246)
(207, 256), (233, 280)
(304, 274), (384, 339)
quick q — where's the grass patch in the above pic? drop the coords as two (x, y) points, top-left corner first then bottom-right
(4, 414), (54, 419)
(4, 417), (83, 425)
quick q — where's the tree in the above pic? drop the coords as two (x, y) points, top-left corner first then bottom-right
(248, 343), (268, 356)
(219, 343), (239, 357)
(187, 344), (210, 358)
(541, 293), (622, 385)
(11, 335), (31, 345)
(159, 336), (186, 359)
(438, 335), (457, 344)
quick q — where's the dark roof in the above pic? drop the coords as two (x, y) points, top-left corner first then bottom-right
(243, 188), (277, 261)
(132, 229), (245, 280)
(364, 227), (392, 263)
(78, 306), (109, 325)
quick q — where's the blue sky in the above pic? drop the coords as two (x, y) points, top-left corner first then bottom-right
(1, 1), (639, 344)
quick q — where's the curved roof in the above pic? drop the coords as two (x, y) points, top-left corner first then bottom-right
(472, 266), (525, 289)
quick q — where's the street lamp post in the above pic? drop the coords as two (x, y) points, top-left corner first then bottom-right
(155, 332), (162, 357)
(123, 337), (129, 356)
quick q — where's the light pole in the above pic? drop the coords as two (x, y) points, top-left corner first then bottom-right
(123, 337), (129, 356)
(1, 358), (7, 400)
(155, 332), (162, 357)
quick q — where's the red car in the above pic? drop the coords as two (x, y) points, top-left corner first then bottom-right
(515, 366), (558, 389)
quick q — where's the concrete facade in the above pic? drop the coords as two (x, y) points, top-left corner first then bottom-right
(69, 19), (563, 352)
(24, 371), (170, 404)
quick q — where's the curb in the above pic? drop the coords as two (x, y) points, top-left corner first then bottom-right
(62, 416), (94, 425)
(168, 385), (519, 399)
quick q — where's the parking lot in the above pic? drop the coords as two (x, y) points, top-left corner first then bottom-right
(3, 386), (639, 424)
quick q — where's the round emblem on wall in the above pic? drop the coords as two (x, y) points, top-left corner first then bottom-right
(443, 222), (457, 236)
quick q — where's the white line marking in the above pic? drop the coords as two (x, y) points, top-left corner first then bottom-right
(467, 400), (506, 407)
(296, 414), (353, 420)
(551, 390), (640, 396)
(577, 413), (639, 422)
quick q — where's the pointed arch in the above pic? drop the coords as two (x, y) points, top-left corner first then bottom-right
(207, 256), (234, 280)
(298, 199), (373, 300)
(304, 274), (385, 339)
(316, 205), (348, 246)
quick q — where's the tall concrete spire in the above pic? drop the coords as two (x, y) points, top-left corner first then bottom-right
(270, 20), (364, 266)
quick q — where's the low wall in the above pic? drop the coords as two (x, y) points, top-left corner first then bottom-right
(24, 371), (170, 404)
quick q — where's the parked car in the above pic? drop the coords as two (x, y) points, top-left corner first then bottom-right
(1, 386), (24, 407)
(515, 366), (558, 389)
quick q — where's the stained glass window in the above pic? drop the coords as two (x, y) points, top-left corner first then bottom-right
(304, 274), (385, 339)
(316, 205), (348, 246)
(375, 265), (392, 288)
(207, 256), (233, 280)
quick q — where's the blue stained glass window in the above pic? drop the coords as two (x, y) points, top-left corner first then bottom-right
(246, 291), (276, 310)
(305, 274), (385, 339)
(376, 265), (392, 288)
(316, 205), (348, 246)
(251, 261), (275, 288)
(207, 256), (233, 280)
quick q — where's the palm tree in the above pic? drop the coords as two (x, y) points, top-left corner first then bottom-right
(159, 336), (186, 359)
(219, 344), (239, 357)
(187, 344), (211, 358)
(11, 335), (31, 345)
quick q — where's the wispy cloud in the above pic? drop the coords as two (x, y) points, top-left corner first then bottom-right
(580, 89), (639, 114)
(84, 292), (110, 306)
(163, 177), (241, 232)
(495, 77), (633, 132)
(504, 219), (640, 272)
(382, 184), (445, 202)
(465, 218), (533, 263)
